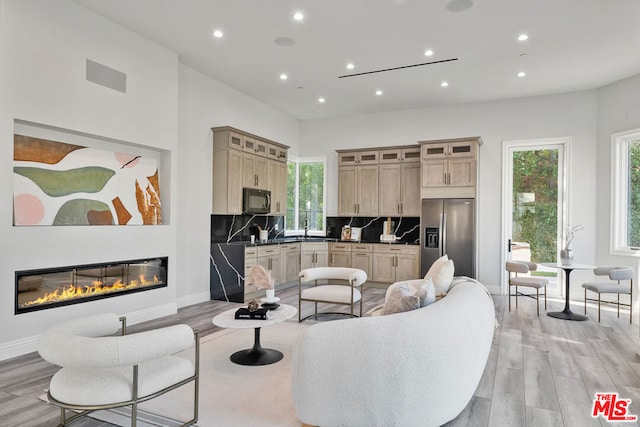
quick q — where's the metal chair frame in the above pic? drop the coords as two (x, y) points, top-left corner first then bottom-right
(507, 261), (548, 316)
(583, 267), (633, 323)
(48, 317), (200, 427)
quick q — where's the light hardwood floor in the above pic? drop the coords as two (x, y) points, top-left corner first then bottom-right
(2, 284), (640, 427)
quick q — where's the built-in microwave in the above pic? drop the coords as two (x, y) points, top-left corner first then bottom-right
(243, 188), (271, 214)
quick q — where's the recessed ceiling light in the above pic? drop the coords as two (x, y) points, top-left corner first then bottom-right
(280, 73), (288, 80)
(517, 71), (526, 78)
(293, 12), (304, 21)
(424, 49), (434, 57)
(318, 97), (325, 103)
(375, 90), (383, 96)
(346, 63), (355, 70)
(441, 81), (449, 87)
(446, 0), (473, 12)
(213, 30), (223, 38)
(518, 34), (529, 41)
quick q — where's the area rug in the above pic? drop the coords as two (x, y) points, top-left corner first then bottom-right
(42, 319), (311, 427)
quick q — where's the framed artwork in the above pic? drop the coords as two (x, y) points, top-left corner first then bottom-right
(13, 134), (162, 226)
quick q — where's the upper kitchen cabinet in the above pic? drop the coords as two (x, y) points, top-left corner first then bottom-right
(212, 126), (289, 214)
(337, 150), (379, 166)
(378, 145), (421, 216)
(419, 137), (482, 199)
(337, 163), (379, 216)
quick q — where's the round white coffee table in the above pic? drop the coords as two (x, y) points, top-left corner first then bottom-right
(212, 303), (297, 366)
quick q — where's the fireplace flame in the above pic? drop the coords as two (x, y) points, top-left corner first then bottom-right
(22, 275), (160, 307)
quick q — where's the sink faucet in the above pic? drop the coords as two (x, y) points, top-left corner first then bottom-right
(304, 219), (309, 239)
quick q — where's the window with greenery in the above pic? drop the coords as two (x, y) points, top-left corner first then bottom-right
(612, 129), (640, 253)
(286, 158), (325, 234)
(512, 149), (558, 262)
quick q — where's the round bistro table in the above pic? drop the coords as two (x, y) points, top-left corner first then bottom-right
(542, 262), (595, 321)
(212, 303), (297, 366)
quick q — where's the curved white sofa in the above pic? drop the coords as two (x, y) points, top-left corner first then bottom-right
(291, 278), (495, 427)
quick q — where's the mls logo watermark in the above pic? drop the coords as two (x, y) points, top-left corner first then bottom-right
(592, 393), (638, 422)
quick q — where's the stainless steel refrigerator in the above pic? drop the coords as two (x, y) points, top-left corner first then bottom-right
(420, 198), (475, 278)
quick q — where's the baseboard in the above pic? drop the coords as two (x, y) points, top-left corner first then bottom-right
(0, 303), (178, 362)
(176, 291), (210, 309)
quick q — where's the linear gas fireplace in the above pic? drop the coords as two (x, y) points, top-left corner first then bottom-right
(15, 257), (168, 314)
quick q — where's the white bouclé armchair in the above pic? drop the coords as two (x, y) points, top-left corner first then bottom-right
(38, 313), (199, 427)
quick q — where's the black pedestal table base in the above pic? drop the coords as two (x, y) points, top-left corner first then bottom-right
(229, 327), (283, 366)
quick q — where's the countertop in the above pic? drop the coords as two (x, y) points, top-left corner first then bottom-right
(220, 237), (419, 247)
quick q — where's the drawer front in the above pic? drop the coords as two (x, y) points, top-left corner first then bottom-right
(329, 242), (352, 252)
(245, 247), (258, 258)
(373, 244), (419, 255)
(351, 243), (373, 252)
(257, 246), (280, 257)
(301, 242), (328, 252)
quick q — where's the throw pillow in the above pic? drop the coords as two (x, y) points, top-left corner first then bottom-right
(426, 256), (455, 295)
(382, 282), (421, 315)
(420, 277), (437, 307)
(424, 255), (448, 280)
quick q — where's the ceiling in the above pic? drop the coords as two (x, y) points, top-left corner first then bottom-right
(73, 0), (640, 121)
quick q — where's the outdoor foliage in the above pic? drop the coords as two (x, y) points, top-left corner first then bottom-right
(512, 149), (558, 262)
(629, 141), (640, 247)
(286, 161), (324, 231)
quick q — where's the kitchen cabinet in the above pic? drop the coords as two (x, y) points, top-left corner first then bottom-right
(212, 139), (244, 214)
(280, 243), (301, 284)
(338, 165), (379, 216)
(350, 243), (373, 280)
(378, 160), (420, 217)
(212, 126), (289, 214)
(372, 244), (420, 283)
(243, 153), (268, 189)
(379, 147), (421, 164)
(337, 150), (379, 166)
(257, 246), (281, 289)
(301, 242), (328, 270)
(244, 247), (259, 297)
(329, 242), (352, 268)
(243, 136), (268, 157)
(420, 137), (481, 199)
(268, 159), (287, 215)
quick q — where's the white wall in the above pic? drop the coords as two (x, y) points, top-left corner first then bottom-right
(300, 92), (599, 291)
(0, 0), (180, 359)
(595, 74), (640, 281)
(175, 65), (300, 303)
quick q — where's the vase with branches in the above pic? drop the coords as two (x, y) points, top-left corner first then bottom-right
(246, 265), (276, 303)
(561, 225), (584, 265)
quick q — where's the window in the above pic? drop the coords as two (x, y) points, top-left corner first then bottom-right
(286, 157), (325, 234)
(611, 128), (640, 254)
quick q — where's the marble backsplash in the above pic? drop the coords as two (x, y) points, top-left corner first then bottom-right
(211, 214), (285, 243)
(211, 214), (420, 244)
(326, 216), (420, 243)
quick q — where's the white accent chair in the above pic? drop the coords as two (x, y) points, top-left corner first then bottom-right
(298, 267), (367, 322)
(38, 313), (199, 427)
(506, 260), (548, 316)
(582, 266), (634, 323)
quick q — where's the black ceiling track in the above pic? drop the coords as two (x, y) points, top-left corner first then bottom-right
(338, 58), (458, 78)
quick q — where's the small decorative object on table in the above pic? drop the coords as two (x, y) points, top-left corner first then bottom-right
(246, 265), (278, 309)
(561, 225), (584, 266)
(235, 306), (268, 320)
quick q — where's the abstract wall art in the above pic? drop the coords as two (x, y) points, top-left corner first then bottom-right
(13, 134), (162, 226)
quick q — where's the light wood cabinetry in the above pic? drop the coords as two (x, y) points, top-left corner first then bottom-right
(371, 244), (420, 283)
(268, 159), (287, 215)
(280, 243), (301, 284)
(420, 137), (481, 199)
(350, 243), (373, 280)
(378, 150), (421, 216)
(329, 242), (352, 268)
(257, 246), (281, 290)
(300, 242), (328, 270)
(338, 150), (379, 165)
(244, 247), (259, 296)
(337, 165), (379, 216)
(212, 126), (289, 214)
